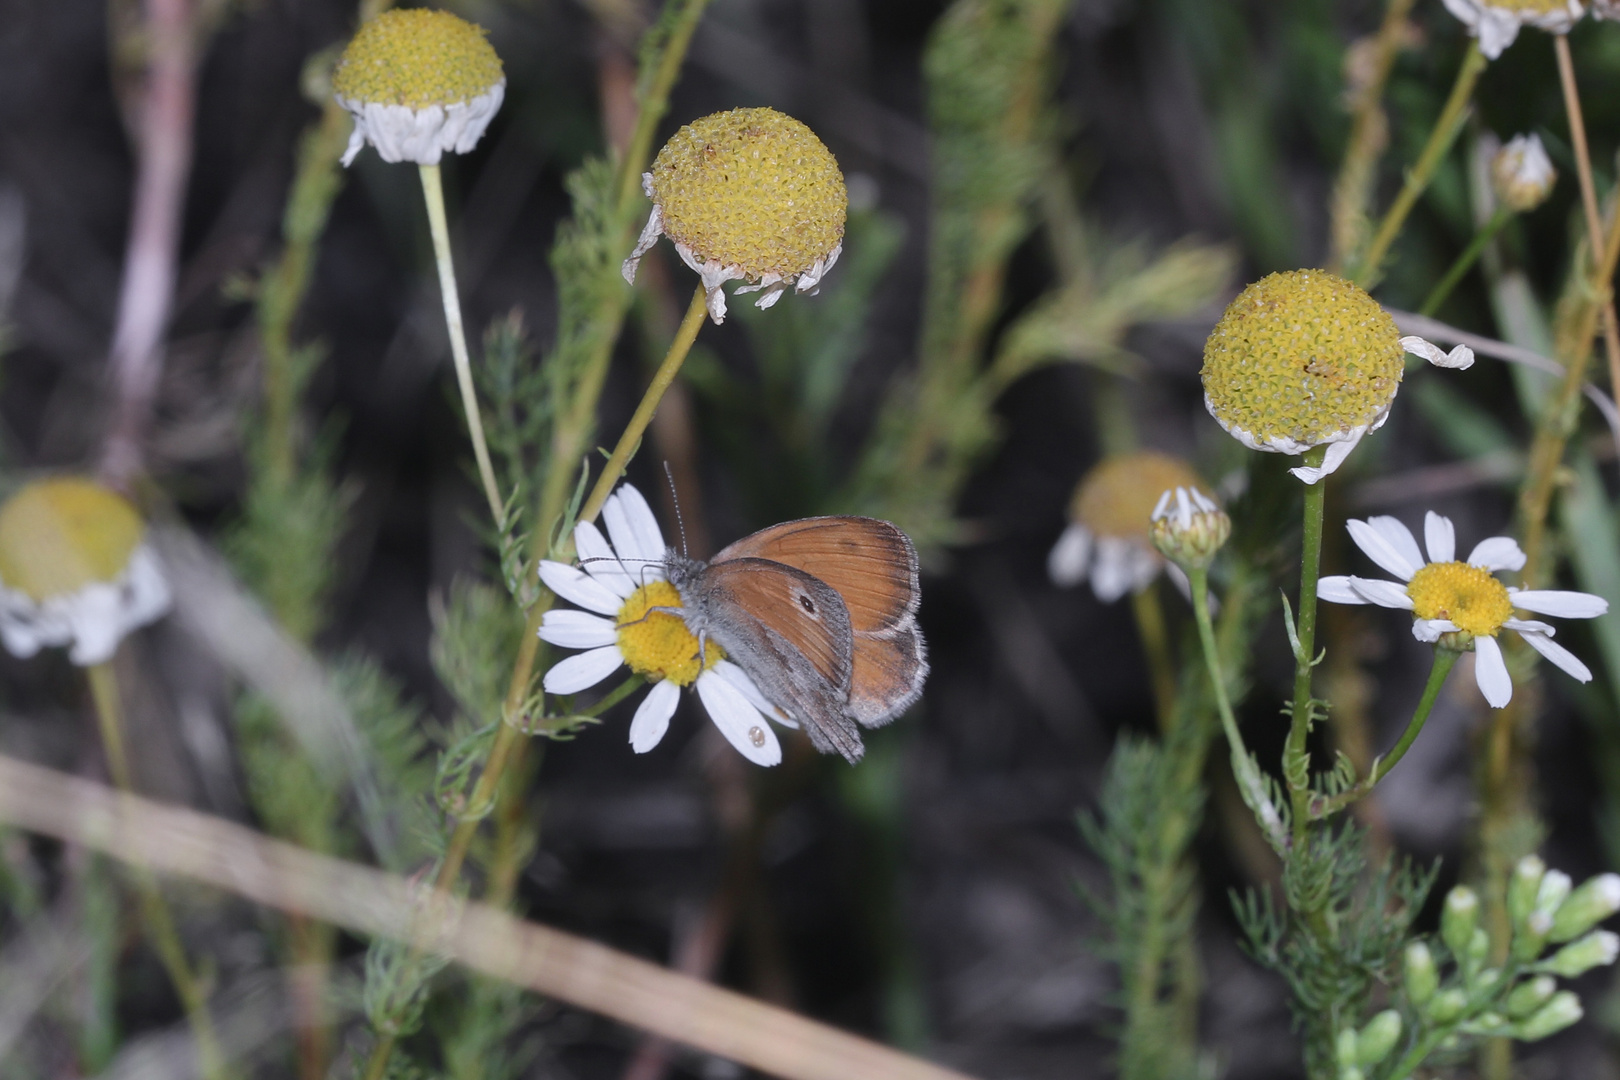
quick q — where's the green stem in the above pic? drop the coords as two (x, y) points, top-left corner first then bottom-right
(88, 663), (230, 1080)
(1130, 586), (1177, 735)
(1309, 647), (1460, 819)
(1284, 445), (1328, 848)
(1189, 567), (1286, 851)
(1418, 207), (1512, 317)
(1351, 43), (1487, 287)
(420, 163), (506, 529)
(580, 284), (708, 523)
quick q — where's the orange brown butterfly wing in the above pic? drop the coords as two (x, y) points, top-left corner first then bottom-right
(712, 517), (920, 636)
(847, 623), (928, 728)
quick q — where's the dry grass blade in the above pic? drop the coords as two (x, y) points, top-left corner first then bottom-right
(0, 753), (977, 1080)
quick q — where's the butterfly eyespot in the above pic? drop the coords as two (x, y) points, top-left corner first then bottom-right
(798, 594), (815, 614)
(749, 726), (766, 747)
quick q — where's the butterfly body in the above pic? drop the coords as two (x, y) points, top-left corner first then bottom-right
(664, 516), (927, 763)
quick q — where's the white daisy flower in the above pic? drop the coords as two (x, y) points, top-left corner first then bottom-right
(1049, 452), (1206, 602)
(0, 478), (172, 666)
(536, 484), (790, 766)
(1442, 0), (1584, 61)
(1319, 511), (1608, 707)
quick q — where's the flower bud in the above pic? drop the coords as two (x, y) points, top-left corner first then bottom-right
(1148, 485), (1230, 573)
(1335, 1027), (1359, 1068)
(1465, 928), (1491, 971)
(1491, 134), (1556, 214)
(1426, 988), (1468, 1024)
(1404, 941), (1438, 1006)
(1443, 887), (1480, 957)
(1505, 975), (1557, 1020)
(1467, 1011), (1508, 1035)
(1513, 991), (1582, 1042)
(1472, 967), (1502, 993)
(1549, 873), (1620, 943)
(1337, 1069), (1364, 1080)
(1508, 855), (1546, 928)
(1541, 930), (1620, 978)
(1535, 870), (1573, 920)
(1355, 1010), (1402, 1066)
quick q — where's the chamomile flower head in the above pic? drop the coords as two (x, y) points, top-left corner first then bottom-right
(1049, 452), (1205, 601)
(1442, 0), (1584, 59)
(1319, 511), (1608, 707)
(536, 483), (790, 766)
(622, 107), (847, 325)
(0, 478), (171, 666)
(1202, 270), (1473, 484)
(1492, 133), (1558, 212)
(332, 9), (506, 167)
(1150, 485), (1230, 573)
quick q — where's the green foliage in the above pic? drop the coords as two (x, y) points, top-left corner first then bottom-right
(436, 978), (540, 1080)
(432, 579), (526, 729)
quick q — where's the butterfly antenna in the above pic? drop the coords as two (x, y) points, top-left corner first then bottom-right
(664, 461), (689, 558)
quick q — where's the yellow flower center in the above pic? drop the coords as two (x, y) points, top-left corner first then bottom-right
(1495, 0), (1568, 13)
(332, 9), (503, 110)
(1406, 562), (1514, 637)
(650, 107), (846, 281)
(1073, 452), (1204, 539)
(616, 580), (723, 687)
(1202, 269), (1405, 446)
(0, 478), (145, 601)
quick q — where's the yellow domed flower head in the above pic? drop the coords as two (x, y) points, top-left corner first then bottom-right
(1202, 269), (1473, 484)
(332, 8), (505, 167)
(1048, 452), (1207, 602)
(1442, 0), (1584, 59)
(622, 107), (847, 324)
(0, 478), (171, 665)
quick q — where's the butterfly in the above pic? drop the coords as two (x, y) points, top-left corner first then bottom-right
(664, 516), (927, 763)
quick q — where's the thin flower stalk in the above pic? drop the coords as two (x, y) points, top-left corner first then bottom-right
(1284, 444), (1328, 845)
(1419, 206), (1511, 316)
(1351, 44), (1488, 287)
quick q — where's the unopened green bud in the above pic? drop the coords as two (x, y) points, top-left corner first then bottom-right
(1535, 870), (1572, 920)
(1472, 967), (1502, 993)
(1508, 856), (1547, 928)
(1466, 928), (1490, 971)
(1335, 1027), (1359, 1068)
(1541, 930), (1620, 978)
(1505, 975), (1557, 1020)
(1511, 913), (1550, 963)
(1337, 1069), (1364, 1080)
(1355, 1010), (1402, 1066)
(1514, 991), (1582, 1042)
(1467, 1011), (1508, 1035)
(1404, 941), (1438, 1006)
(1426, 988), (1468, 1024)
(1490, 134), (1557, 214)
(1148, 486), (1229, 572)
(1549, 873), (1620, 943)
(1443, 887), (1480, 956)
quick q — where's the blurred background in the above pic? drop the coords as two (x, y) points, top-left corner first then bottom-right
(1, 0), (1619, 1076)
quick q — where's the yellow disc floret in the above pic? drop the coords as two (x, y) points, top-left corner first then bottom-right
(1073, 452), (1205, 539)
(1202, 269), (1405, 446)
(1497, 0), (1573, 12)
(650, 107), (846, 281)
(0, 478), (145, 602)
(616, 580), (724, 687)
(1407, 562), (1514, 636)
(333, 9), (503, 110)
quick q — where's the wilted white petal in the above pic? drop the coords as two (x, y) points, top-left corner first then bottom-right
(539, 562), (622, 615)
(1351, 577), (1417, 610)
(1477, 7), (1523, 59)
(696, 670), (782, 766)
(1468, 536), (1526, 571)
(1424, 512), (1456, 564)
(628, 679), (680, 752)
(1290, 434), (1361, 484)
(1503, 618), (1555, 635)
(1048, 524), (1093, 587)
(574, 521), (635, 598)
(1401, 336), (1475, 370)
(543, 645), (624, 694)
(622, 201), (664, 285)
(1347, 517), (1421, 581)
(1318, 576), (1369, 605)
(1517, 628), (1593, 683)
(1474, 635), (1514, 707)
(538, 610), (618, 649)
(1511, 589), (1609, 619)
(1413, 618), (1457, 643)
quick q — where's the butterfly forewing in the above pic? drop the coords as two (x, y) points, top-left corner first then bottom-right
(712, 516), (920, 635)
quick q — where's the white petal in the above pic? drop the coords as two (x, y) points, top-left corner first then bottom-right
(1467, 536), (1526, 572)
(574, 521), (635, 598)
(1424, 512), (1456, 564)
(543, 645), (625, 694)
(628, 679), (679, 752)
(1511, 589), (1609, 619)
(1090, 537), (1145, 603)
(621, 201), (663, 285)
(1503, 618), (1555, 635)
(696, 670), (782, 766)
(1347, 517), (1422, 580)
(1517, 628), (1593, 683)
(1289, 435), (1361, 484)
(1047, 524), (1092, 587)
(1318, 576), (1369, 605)
(610, 484), (667, 565)
(1477, 8), (1522, 59)
(712, 659), (794, 726)
(1413, 618), (1457, 642)
(1474, 636), (1514, 707)
(1401, 336), (1475, 370)
(1350, 577), (1416, 610)
(65, 584), (124, 665)
(538, 610), (618, 649)
(539, 561), (624, 615)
